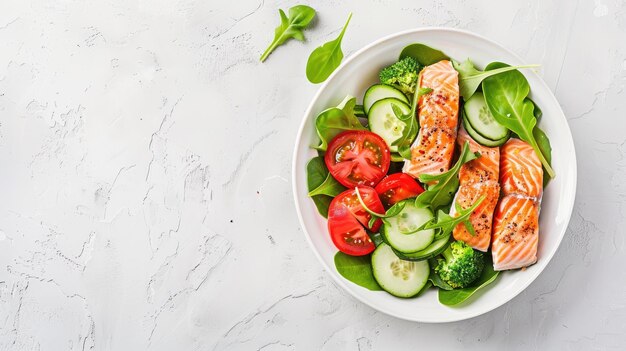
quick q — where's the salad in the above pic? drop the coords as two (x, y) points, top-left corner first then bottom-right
(306, 43), (553, 306)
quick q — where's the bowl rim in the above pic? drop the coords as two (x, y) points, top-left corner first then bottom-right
(291, 27), (577, 323)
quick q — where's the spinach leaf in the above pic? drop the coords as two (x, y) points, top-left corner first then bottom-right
(306, 157), (340, 218)
(334, 251), (382, 291)
(399, 43), (450, 66)
(453, 59), (540, 100)
(260, 5), (316, 62)
(306, 13), (352, 83)
(392, 86), (433, 160)
(314, 95), (366, 151)
(416, 280), (433, 297)
(438, 255), (499, 306)
(428, 258), (453, 290)
(534, 126), (553, 187)
(414, 142), (480, 211)
(307, 157), (345, 197)
(482, 62), (555, 178)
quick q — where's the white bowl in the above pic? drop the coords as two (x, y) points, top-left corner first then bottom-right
(292, 28), (577, 323)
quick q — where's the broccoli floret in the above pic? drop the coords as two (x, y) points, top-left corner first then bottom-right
(435, 240), (485, 289)
(379, 57), (420, 94)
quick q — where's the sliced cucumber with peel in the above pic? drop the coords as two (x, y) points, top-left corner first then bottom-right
(371, 243), (430, 298)
(363, 84), (409, 114)
(463, 115), (508, 147)
(392, 235), (451, 261)
(382, 200), (434, 253)
(463, 92), (510, 144)
(368, 98), (411, 153)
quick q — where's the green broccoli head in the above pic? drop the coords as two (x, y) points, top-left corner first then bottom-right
(435, 240), (485, 289)
(379, 57), (420, 95)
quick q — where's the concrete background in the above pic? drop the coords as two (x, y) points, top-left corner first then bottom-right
(0, 0), (624, 349)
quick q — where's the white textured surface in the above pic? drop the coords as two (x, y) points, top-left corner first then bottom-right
(0, 0), (624, 349)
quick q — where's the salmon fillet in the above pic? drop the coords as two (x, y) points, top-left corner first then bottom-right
(451, 129), (501, 252)
(403, 60), (459, 179)
(492, 138), (543, 271)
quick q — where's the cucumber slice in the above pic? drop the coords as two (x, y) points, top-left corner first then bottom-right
(371, 243), (430, 298)
(382, 200), (435, 253)
(363, 84), (409, 114)
(368, 98), (411, 153)
(464, 92), (510, 141)
(392, 236), (451, 261)
(463, 115), (508, 147)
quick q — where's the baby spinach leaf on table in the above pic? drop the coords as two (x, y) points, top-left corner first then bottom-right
(414, 142), (480, 211)
(314, 95), (366, 151)
(392, 86), (433, 160)
(306, 13), (352, 84)
(334, 251), (382, 291)
(260, 5), (316, 62)
(438, 255), (500, 306)
(399, 43), (450, 66)
(482, 62), (555, 178)
(306, 157), (340, 218)
(453, 59), (540, 100)
(307, 157), (345, 197)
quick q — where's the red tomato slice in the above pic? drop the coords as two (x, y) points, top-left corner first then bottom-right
(375, 173), (425, 208)
(325, 131), (391, 188)
(327, 187), (385, 256)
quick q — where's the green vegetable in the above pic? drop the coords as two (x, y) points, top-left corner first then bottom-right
(354, 187), (406, 228)
(438, 255), (499, 306)
(334, 251), (382, 291)
(482, 62), (555, 178)
(534, 126), (553, 187)
(407, 195), (485, 239)
(314, 95), (366, 151)
(306, 157), (342, 218)
(306, 13), (352, 83)
(435, 240), (484, 289)
(428, 258), (453, 290)
(379, 57), (421, 95)
(307, 157), (345, 197)
(399, 43), (450, 66)
(391, 86), (433, 160)
(259, 5), (316, 62)
(452, 58), (540, 100)
(414, 142), (480, 211)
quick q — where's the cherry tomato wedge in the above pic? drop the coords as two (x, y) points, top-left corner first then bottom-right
(325, 131), (391, 188)
(374, 173), (425, 208)
(327, 187), (385, 256)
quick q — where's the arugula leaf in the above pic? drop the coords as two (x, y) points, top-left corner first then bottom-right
(414, 142), (480, 211)
(306, 13), (352, 83)
(260, 5), (316, 62)
(399, 43), (450, 66)
(307, 157), (345, 197)
(334, 252), (382, 291)
(482, 62), (555, 178)
(392, 86), (433, 160)
(366, 200), (407, 228)
(452, 58), (540, 100)
(438, 255), (499, 305)
(408, 195), (485, 237)
(314, 95), (366, 151)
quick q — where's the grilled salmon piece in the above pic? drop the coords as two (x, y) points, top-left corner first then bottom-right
(451, 129), (501, 251)
(491, 195), (539, 270)
(452, 182), (500, 251)
(492, 138), (543, 271)
(403, 60), (459, 179)
(499, 138), (543, 198)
